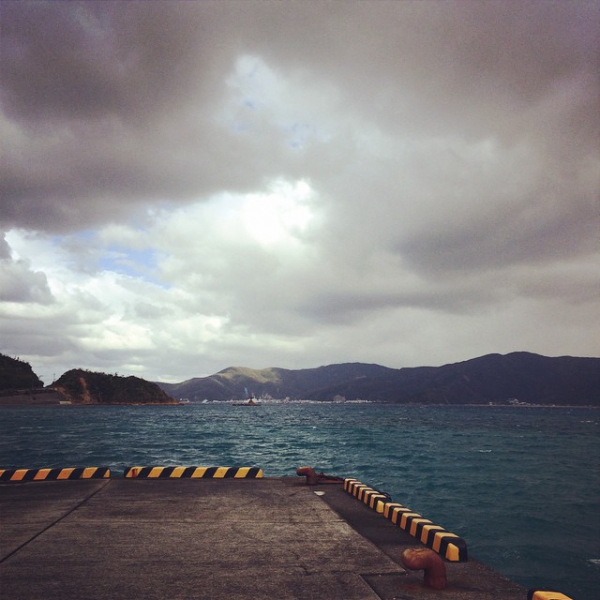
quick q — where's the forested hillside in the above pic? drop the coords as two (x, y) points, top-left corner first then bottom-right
(156, 353), (600, 406)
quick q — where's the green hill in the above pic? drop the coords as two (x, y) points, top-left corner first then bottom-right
(53, 369), (176, 404)
(0, 354), (44, 391)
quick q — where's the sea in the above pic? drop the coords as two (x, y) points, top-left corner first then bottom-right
(1, 403), (598, 600)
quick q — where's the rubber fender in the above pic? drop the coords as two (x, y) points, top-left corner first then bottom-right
(527, 590), (573, 600)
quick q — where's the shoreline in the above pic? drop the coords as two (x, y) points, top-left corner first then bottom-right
(0, 399), (597, 408)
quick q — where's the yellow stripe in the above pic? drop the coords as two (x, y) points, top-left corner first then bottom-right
(343, 478), (358, 491)
(33, 468), (52, 481)
(149, 467), (164, 478)
(126, 467), (141, 478)
(420, 523), (445, 544)
(356, 484), (369, 500)
(432, 531), (459, 553)
(12, 469), (28, 481)
(383, 503), (404, 519)
(192, 467), (208, 478)
(399, 512), (421, 529)
(82, 467), (97, 479)
(57, 468), (75, 480)
(530, 593), (573, 600)
(364, 490), (376, 506)
(409, 518), (433, 537)
(214, 467), (230, 478)
(387, 505), (410, 523)
(446, 542), (460, 561)
(368, 493), (385, 511)
(171, 466), (186, 478)
(235, 467), (250, 478)
(367, 492), (380, 508)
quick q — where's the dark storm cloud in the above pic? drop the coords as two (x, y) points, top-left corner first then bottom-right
(1, 1), (211, 122)
(1, 1), (256, 231)
(2, 1), (598, 234)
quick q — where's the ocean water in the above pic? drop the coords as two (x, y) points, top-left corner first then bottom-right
(1, 403), (598, 600)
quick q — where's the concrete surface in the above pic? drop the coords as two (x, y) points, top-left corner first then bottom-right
(0, 478), (527, 599)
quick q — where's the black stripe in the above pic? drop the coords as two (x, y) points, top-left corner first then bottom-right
(372, 487), (393, 502)
(0, 469), (26, 481)
(372, 495), (387, 510)
(161, 466), (176, 478)
(204, 466), (219, 478)
(1, 470), (14, 481)
(413, 519), (434, 540)
(91, 467), (110, 479)
(388, 506), (411, 523)
(182, 466), (197, 478)
(400, 513), (420, 532)
(247, 467), (261, 478)
(423, 525), (445, 547)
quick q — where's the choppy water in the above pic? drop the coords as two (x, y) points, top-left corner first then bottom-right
(1, 403), (598, 600)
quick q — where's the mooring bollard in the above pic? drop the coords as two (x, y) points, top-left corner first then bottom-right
(296, 466), (343, 485)
(401, 547), (448, 590)
(296, 466), (319, 484)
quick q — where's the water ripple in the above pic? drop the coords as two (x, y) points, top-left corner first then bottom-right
(1, 404), (598, 599)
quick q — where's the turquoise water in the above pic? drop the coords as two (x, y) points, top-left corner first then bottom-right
(1, 404), (598, 599)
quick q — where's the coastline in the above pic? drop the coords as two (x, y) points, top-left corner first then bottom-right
(0, 398), (597, 408)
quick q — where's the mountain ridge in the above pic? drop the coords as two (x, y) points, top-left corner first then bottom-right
(156, 352), (600, 406)
(0, 351), (597, 406)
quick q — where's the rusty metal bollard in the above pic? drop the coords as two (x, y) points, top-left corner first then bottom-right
(296, 466), (319, 485)
(401, 547), (448, 590)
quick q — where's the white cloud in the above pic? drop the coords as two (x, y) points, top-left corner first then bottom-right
(1, 1), (598, 382)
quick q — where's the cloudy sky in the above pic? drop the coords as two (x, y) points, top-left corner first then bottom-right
(1, 1), (599, 384)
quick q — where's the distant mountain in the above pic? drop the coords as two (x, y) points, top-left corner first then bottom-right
(0, 354), (43, 391)
(53, 369), (176, 405)
(158, 363), (394, 402)
(156, 353), (600, 406)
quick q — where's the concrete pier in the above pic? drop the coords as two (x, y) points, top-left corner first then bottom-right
(0, 477), (528, 599)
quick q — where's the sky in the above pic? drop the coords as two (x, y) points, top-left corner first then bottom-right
(1, 1), (599, 384)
